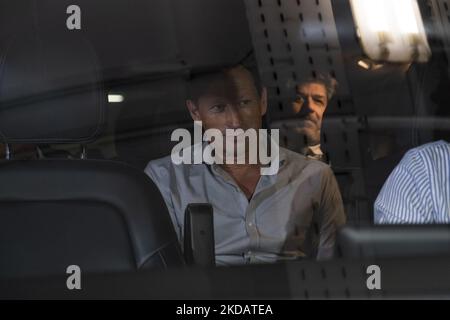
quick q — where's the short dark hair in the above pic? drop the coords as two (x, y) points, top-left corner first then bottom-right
(299, 73), (338, 101)
(186, 64), (263, 103)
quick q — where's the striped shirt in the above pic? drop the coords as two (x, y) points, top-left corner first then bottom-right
(374, 140), (450, 224)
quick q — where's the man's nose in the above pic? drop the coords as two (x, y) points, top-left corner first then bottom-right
(303, 97), (314, 113)
(298, 97), (313, 116)
(225, 106), (242, 129)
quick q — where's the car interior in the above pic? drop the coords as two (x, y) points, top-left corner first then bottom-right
(0, 0), (449, 299)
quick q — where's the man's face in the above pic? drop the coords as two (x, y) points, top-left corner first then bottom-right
(187, 67), (267, 134)
(292, 82), (328, 121)
(186, 67), (267, 162)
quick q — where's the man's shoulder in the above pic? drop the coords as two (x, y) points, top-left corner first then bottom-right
(145, 143), (202, 175)
(144, 147), (203, 184)
(281, 147), (330, 174)
(145, 154), (174, 174)
(401, 140), (450, 167)
(413, 140), (449, 156)
(144, 154), (189, 187)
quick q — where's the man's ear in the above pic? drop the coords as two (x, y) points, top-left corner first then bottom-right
(186, 100), (201, 121)
(260, 87), (268, 116)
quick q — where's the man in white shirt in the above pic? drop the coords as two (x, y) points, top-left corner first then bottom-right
(145, 65), (346, 265)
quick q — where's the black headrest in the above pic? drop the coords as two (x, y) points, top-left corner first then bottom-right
(0, 31), (106, 144)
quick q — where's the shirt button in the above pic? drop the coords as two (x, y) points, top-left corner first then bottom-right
(248, 222), (253, 227)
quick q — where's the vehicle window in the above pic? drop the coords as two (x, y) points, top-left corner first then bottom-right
(1, 0), (449, 300)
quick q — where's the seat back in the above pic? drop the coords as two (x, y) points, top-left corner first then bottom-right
(0, 160), (184, 278)
(0, 21), (184, 278)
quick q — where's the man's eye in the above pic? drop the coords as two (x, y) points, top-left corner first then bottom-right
(314, 99), (325, 106)
(295, 96), (305, 103)
(209, 104), (226, 113)
(239, 99), (252, 107)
